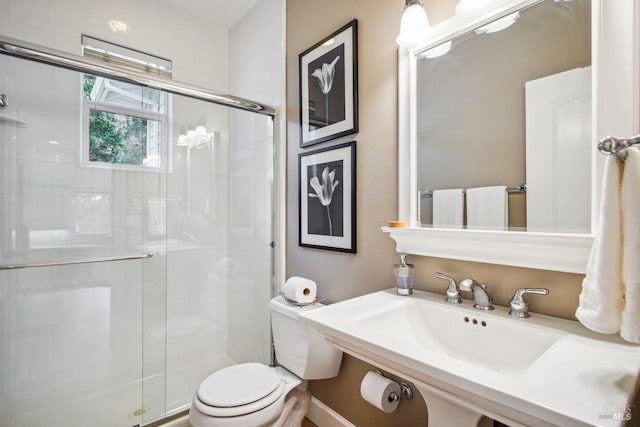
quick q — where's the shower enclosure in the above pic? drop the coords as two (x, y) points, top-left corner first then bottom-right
(0, 36), (275, 426)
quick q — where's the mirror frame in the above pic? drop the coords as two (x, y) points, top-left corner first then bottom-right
(388, 0), (640, 274)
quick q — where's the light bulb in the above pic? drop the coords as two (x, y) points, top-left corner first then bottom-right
(475, 12), (519, 34)
(420, 41), (452, 59)
(455, 0), (510, 17)
(108, 19), (129, 34)
(396, 3), (430, 48)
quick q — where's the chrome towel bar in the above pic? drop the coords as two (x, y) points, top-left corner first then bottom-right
(0, 35), (276, 116)
(598, 135), (640, 160)
(419, 183), (527, 199)
(0, 253), (154, 270)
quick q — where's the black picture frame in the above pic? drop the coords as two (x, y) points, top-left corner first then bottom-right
(299, 142), (356, 253)
(299, 19), (358, 148)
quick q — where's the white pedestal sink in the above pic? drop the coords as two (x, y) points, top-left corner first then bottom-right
(299, 290), (640, 426)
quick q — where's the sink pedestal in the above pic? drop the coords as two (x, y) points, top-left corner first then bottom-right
(417, 385), (491, 427)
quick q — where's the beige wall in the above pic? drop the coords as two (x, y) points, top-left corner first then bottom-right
(286, 0), (401, 304)
(286, 0), (586, 425)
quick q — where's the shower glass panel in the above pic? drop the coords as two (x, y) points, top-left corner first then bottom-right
(0, 48), (274, 426)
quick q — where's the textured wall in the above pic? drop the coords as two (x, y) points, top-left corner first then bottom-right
(286, 0), (587, 425)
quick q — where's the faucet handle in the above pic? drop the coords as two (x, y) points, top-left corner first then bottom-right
(509, 288), (549, 318)
(435, 272), (461, 304)
(459, 278), (483, 291)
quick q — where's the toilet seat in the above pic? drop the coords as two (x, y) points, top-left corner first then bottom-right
(194, 363), (286, 417)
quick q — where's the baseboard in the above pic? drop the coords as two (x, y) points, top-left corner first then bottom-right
(306, 397), (355, 427)
(153, 397), (354, 427)
(152, 410), (189, 427)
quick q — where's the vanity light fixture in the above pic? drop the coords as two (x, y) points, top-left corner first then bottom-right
(396, 0), (431, 48)
(455, 0), (521, 33)
(177, 125), (213, 148)
(419, 41), (452, 59)
(475, 12), (519, 34)
(455, 0), (511, 17)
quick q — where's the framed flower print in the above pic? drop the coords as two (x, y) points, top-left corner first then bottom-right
(299, 142), (356, 253)
(299, 19), (358, 147)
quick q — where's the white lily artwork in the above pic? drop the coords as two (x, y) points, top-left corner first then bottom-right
(310, 56), (340, 127)
(299, 19), (358, 147)
(308, 166), (340, 236)
(299, 141), (355, 253)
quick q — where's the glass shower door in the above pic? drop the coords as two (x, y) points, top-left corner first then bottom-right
(0, 45), (275, 426)
(0, 54), (167, 426)
(160, 94), (274, 414)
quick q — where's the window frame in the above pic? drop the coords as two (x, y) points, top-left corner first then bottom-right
(80, 89), (172, 173)
(79, 35), (173, 173)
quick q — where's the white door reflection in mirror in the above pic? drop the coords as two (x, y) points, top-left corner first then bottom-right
(526, 66), (591, 234)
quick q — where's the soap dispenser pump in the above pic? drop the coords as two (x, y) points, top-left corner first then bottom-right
(394, 254), (414, 296)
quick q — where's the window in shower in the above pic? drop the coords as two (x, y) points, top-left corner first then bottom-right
(80, 36), (172, 171)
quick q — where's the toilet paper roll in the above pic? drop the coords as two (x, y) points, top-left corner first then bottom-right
(282, 276), (317, 304)
(360, 371), (401, 413)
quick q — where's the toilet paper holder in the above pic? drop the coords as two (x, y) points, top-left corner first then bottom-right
(374, 370), (413, 401)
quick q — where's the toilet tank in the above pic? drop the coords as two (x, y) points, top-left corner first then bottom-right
(269, 296), (342, 379)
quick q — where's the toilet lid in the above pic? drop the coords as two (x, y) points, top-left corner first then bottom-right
(197, 363), (282, 408)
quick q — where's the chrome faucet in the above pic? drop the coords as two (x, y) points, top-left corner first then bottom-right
(459, 278), (494, 310)
(435, 272), (461, 304)
(509, 288), (549, 318)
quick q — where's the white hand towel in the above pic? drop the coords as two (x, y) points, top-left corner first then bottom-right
(432, 189), (464, 228)
(621, 148), (640, 343)
(576, 155), (624, 334)
(466, 186), (508, 230)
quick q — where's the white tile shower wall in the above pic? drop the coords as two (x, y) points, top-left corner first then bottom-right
(4, 0), (228, 88)
(227, 0), (284, 366)
(0, 1), (235, 426)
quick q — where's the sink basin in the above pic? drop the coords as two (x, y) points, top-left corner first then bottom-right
(354, 297), (562, 376)
(300, 289), (640, 427)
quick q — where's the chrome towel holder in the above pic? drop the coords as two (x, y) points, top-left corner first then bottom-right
(598, 135), (640, 160)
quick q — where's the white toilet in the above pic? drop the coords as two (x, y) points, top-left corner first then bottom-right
(188, 296), (343, 427)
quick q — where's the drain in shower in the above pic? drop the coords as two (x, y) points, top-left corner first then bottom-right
(129, 407), (150, 418)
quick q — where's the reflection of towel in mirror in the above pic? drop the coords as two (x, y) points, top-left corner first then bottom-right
(466, 186), (507, 230)
(147, 199), (167, 236)
(432, 189), (464, 228)
(621, 148), (640, 343)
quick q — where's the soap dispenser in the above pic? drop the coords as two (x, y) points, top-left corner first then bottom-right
(394, 254), (414, 296)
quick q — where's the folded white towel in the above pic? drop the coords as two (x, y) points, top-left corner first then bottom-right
(576, 155), (624, 334)
(621, 148), (640, 343)
(432, 189), (464, 228)
(466, 186), (508, 230)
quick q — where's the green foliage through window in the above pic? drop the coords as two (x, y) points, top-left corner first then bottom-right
(83, 73), (164, 167)
(88, 110), (148, 165)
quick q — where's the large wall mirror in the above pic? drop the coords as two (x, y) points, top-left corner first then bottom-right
(418, 0), (590, 233)
(389, 0), (639, 273)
